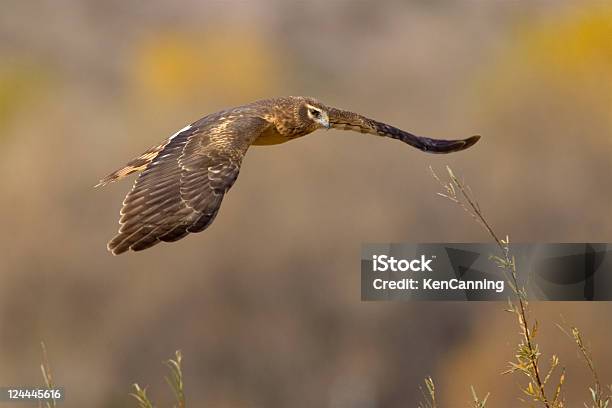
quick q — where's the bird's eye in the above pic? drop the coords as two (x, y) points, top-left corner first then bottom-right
(310, 109), (321, 118)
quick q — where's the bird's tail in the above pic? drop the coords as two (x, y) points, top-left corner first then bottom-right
(95, 143), (166, 187)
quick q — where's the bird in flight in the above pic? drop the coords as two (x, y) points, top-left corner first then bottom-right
(97, 96), (480, 254)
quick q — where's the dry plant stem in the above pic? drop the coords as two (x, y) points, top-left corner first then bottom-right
(430, 166), (553, 408)
(131, 384), (155, 408)
(131, 350), (185, 408)
(571, 327), (600, 394)
(40, 342), (57, 408)
(470, 386), (490, 408)
(418, 377), (437, 408)
(165, 351), (185, 408)
(557, 324), (610, 408)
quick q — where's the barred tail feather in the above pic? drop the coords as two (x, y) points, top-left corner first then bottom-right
(95, 143), (166, 187)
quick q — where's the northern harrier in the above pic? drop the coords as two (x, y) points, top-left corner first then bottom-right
(98, 96), (480, 254)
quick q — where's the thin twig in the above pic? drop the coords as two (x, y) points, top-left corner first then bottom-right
(40, 342), (57, 408)
(430, 166), (561, 407)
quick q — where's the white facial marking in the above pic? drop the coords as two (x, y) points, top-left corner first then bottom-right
(305, 104), (321, 119)
(305, 104), (329, 128)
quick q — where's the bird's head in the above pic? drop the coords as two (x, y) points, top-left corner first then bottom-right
(300, 101), (330, 130)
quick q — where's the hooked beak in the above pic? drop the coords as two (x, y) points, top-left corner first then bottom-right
(322, 116), (331, 129)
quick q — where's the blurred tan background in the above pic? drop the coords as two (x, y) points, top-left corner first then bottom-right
(0, 1), (611, 407)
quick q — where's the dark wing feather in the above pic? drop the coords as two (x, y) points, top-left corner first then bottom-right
(327, 107), (480, 153)
(107, 115), (268, 255)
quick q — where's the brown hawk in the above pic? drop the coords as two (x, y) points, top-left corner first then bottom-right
(97, 96), (480, 254)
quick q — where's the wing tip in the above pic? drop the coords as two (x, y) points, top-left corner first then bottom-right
(426, 134), (481, 154)
(107, 240), (125, 255)
(440, 134), (481, 153)
(462, 134), (481, 149)
(107, 229), (166, 255)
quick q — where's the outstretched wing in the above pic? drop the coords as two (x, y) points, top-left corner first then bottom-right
(106, 115), (269, 255)
(327, 107), (480, 153)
